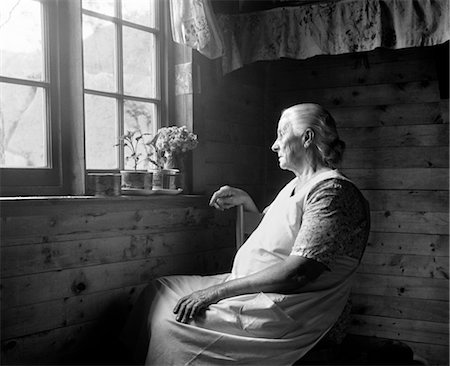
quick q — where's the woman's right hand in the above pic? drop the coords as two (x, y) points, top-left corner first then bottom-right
(209, 185), (259, 213)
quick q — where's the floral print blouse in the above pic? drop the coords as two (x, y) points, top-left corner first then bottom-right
(290, 178), (370, 269)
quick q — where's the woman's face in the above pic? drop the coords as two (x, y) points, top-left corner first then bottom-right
(271, 116), (305, 172)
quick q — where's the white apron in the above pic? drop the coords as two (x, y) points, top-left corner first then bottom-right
(122, 170), (362, 365)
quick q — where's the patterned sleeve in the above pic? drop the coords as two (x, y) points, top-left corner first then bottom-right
(290, 178), (369, 270)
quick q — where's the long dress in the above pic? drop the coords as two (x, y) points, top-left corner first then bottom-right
(121, 169), (370, 365)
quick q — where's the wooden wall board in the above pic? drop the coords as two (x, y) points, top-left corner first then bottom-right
(359, 252), (448, 279)
(366, 232), (449, 256)
(361, 190), (448, 212)
(342, 146), (448, 168)
(1, 228), (234, 278)
(274, 81), (441, 109)
(268, 46), (436, 73)
(342, 168), (449, 190)
(340, 124), (449, 148)
(1, 321), (97, 364)
(0, 195), (209, 215)
(205, 141), (264, 164)
(1, 207), (213, 239)
(264, 168), (450, 190)
(2, 247), (234, 310)
(270, 58), (437, 91)
(369, 210), (448, 235)
(2, 284), (147, 339)
(352, 273), (448, 301)
(203, 97), (264, 126)
(351, 293), (449, 323)
(349, 314), (448, 346)
(201, 163), (264, 186)
(204, 119), (264, 146)
(329, 101), (449, 128)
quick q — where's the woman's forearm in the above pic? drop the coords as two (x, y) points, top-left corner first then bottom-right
(216, 255), (323, 300)
(173, 256), (326, 323)
(242, 195), (260, 213)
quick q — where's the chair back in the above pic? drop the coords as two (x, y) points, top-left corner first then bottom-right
(235, 205), (263, 250)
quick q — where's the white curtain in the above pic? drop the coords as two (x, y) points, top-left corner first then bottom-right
(218, 0), (450, 74)
(169, 0), (224, 59)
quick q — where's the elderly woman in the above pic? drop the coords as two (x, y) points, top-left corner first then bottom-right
(121, 103), (370, 365)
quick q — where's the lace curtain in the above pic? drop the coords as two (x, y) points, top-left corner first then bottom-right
(169, 0), (449, 73)
(169, 0), (224, 59)
(218, 0), (450, 73)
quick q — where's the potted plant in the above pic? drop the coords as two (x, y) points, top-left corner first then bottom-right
(116, 130), (152, 190)
(146, 126), (198, 190)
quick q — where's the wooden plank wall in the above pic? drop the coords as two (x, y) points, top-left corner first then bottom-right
(0, 196), (235, 364)
(192, 54), (267, 206)
(265, 46), (449, 365)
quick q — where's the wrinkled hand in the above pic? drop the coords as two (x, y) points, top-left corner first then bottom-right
(209, 185), (250, 211)
(173, 287), (220, 323)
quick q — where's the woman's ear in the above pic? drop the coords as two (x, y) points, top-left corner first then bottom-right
(303, 129), (314, 148)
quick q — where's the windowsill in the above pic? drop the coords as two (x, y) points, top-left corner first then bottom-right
(0, 194), (208, 208)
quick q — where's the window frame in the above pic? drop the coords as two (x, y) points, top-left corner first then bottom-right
(0, 0), (64, 196)
(0, 0), (169, 196)
(82, 0), (167, 173)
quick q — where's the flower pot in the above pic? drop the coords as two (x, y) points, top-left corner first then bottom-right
(162, 169), (180, 190)
(120, 170), (147, 189)
(87, 173), (121, 197)
(149, 169), (163, 190)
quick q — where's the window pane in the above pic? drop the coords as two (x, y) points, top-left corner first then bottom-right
(0, 0), (44, 81)
(85, 94), (118, 169)
(82, 0), (115, 16)
(83, 15), (116, 92)
(122, 0), (157, 28)
(0, 83), (47, 167)
(123, 27), (156, 98)
(123, 100), (156, 170)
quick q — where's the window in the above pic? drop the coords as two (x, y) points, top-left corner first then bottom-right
(0, 0), (167, 195)
(82, 0), (163, 172)
(0, 0), (63, 194)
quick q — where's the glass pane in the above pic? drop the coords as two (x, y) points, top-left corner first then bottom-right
(85, 94), (118, 169)
(123, 100), (156, 170)
(82, 0), (115, 16)
(123, 27), (156, 98)
(122, 0), (157, 28)
(0, 83), (47, 167)
(83, 15), (116, 92)
(0, 0), (44, 81)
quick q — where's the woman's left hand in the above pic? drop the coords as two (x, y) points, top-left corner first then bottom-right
(173, 287), (220, 323)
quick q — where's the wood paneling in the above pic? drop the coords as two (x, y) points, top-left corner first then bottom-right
(329, 101), (448, 128)
(192, 53), (266, 203)
(264, 46), (449, 365)
(351, 294), (449, 323)
(366, 232), (449, 256)
(270, 58), (437, 91)
(352, 273), (448, 301)
(360, 252), (448, 279)
(275, 81), (441, 109)
(1, 197), (236, 364)
(343, 168), (449, 190)
(349, 314), (448, 346)
(361, 190), (448, 212)
(340, 124), (449, 148)
(343, 146), (449, 168)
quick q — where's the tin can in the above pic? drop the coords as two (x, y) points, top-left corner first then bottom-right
(151, 169), (163, 190)
(162, 169), (180, 190)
